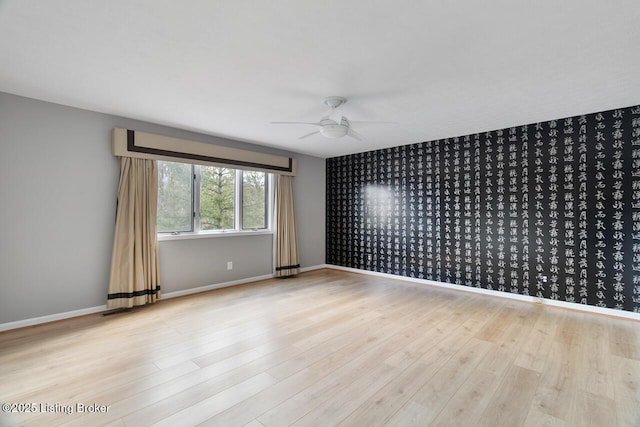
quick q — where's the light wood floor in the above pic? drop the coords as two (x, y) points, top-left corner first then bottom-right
(1, 269), (639, 427)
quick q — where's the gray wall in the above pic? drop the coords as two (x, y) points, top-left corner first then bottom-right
(294, 154), (326, 269)
(0, 92), (325, 324)
(158, 235), (274, 293)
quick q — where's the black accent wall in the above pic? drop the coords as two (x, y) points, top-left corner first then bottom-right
(326, 105), (640, 313)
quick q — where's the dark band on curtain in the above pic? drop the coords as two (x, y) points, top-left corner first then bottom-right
(127, 130), (294, 173)
(108, 286), (161, 300)
(275, 264), (300, 271)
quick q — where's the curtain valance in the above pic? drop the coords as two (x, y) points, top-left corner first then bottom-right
(112, 128), (296, 176)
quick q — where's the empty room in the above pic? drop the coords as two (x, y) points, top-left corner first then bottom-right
(1, 1), (639, 426)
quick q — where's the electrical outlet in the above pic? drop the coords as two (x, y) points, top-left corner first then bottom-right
(227, 261), (233, 270)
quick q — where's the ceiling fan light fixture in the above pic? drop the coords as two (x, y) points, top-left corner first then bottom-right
(320, 123), (349, 138)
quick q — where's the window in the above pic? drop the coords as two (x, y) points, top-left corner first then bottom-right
(200, 166), (235, 231)
(158, 161), (193, 233)
(242, 170), (267, 229)
(157, 161), (270, 234)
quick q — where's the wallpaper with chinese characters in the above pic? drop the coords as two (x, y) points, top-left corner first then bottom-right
(326, 105), (640, 312)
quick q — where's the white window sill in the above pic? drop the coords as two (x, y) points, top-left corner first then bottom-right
(158, 229), (273, 241)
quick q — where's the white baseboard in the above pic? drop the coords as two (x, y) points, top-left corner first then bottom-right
(161, 264), (329, 300)
(161, 273), (276, 299)
(11, 263), (627, 332)
(300, 264), (329, 273)
(161, 264), (328, 299)
(0, 305), (107, 333)
(0, 265), (331, 332)
(325, 264), (640, 322)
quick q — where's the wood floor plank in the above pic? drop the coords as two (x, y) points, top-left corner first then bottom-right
(0, 269), (638, 427)
(151, 373), (278, 427)
(289, 360), (405, 426)
(339, 299), (504, 427)
(429, 367), (502, 427)
(205, 290), (467, 427)
(338, 361), (435, 427)
(264, 288), (451, 381)
(578, 315), (615, 400)
(530, 311), (585, 423)
(608, 317), (640, 361)
(611, 355), (640, 427)
(257, 311), (443, 426)
(21, 361), (200, 426)
(569, 390), (617, 427)
(523, 409), (567, 427)
(111, 351), (281, 427)
(383, 400), (429, 427)
(476, 302), (542, 378)
(198, 367), (331, 427)
(477, 365), (540, 427)
(385, 338), (493, 426)
(514, 307), (559, 373)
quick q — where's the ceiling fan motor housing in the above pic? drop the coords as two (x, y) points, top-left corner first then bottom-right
(324, 96), (346, 109)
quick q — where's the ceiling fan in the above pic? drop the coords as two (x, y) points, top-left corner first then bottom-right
(271, 96), (394, 141)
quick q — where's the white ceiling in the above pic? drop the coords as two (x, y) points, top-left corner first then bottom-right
(1, 1), (639, 158)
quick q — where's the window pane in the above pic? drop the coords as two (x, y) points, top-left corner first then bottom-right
(157, 161), (193, 233)
(200, 166), (235, 230)
(242, 171), (267, 229)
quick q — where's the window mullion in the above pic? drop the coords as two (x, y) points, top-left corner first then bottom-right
(236, 169), (242, 230)
(266, 173), (272, 230)
(193, 165), (201, 233)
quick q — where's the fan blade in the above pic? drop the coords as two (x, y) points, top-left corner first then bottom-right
(298, 131), (320, 140)
(347, 128), (363, 141)
(270, 121), (321, 126)
(349, 120), (399, 126)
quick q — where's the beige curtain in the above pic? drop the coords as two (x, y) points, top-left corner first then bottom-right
(107, 157), (160, 309)
(274, 174), (300, 277)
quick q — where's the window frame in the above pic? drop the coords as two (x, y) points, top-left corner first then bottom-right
(157, 161), (272, 239)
